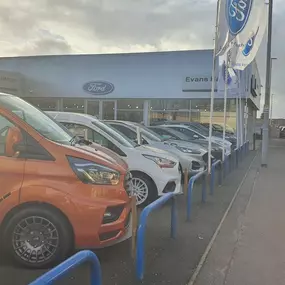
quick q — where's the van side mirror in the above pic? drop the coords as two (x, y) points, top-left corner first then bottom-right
(5, 126), (23, 157)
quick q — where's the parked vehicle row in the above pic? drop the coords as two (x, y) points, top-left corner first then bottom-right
(0, 93), (236, 269)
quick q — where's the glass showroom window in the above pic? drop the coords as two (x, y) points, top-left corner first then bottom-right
(117, 99), (144, 123)
(63, 98), (85, 113)
(149, 99), (191, 125)
(24, 98), (59, 111)
(191, 99), (237, 129)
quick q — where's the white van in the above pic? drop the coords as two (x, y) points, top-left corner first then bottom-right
(47, 112), (182, 206)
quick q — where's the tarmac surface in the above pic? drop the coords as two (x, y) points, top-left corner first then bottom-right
(194, 138), (285, 285)
(0, 148), (257, 285)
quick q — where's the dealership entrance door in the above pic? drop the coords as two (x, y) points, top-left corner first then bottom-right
(87, 100), (117, 120)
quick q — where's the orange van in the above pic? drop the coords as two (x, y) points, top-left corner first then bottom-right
(0, 93), (131, 268)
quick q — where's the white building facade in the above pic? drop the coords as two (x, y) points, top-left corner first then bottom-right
(0, 49), (261, 149)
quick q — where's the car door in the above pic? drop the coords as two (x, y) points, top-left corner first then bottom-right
(0, 113), (25, 216)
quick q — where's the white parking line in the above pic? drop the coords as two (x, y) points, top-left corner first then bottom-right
(186, 152), (259, 285)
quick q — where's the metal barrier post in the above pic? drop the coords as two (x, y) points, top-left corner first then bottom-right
(210, 165), (215, 195)
(171, 197), (177, 238)
(136, 193), (177, 281)
(202, 174), (206, 203)
(210, 160), (222, 195)
(29, 251), (102, 285)
(218, 162), (223, 185)
(187, 170), (207, 221)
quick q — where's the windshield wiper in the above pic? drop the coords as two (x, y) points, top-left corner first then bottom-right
(77, 137), (93, 146)
(69, 135), (78, 146)
(70, 135), (93, 146)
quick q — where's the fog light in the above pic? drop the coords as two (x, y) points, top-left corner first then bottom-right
(102, 206), (124, 224)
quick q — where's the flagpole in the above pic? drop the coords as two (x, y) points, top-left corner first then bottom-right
(222, 51), (229, 161)
(208, 0), (221, 174)
(261, 0), (273, 167)
(236, 97), (240, 147)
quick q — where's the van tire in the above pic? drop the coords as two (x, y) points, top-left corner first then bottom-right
(3, 204), (73, 269)
(131, 172), (158, 207)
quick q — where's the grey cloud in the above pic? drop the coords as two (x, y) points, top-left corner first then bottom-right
(0, 0), (284, 116)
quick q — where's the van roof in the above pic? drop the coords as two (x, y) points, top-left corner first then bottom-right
(0, 92), (14, 97)
(47, 111), (98, 124)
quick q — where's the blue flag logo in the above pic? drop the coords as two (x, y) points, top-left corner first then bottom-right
(242, 27), (259, 56)
(226, 0), (253, 35)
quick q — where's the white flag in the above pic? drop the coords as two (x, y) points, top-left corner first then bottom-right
(216, 0), (267, 56)
(227, 5), (268, 70)
(217, 53), (239, 97)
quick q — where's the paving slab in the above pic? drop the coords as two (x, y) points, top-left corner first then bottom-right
(194, 138), (285, 285)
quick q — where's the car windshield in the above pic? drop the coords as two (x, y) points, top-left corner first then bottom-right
(131, 123), (163, 142)
(92, 120), (137, 148)
(0, 95), (73, 145)
(189, 123), (209, 136)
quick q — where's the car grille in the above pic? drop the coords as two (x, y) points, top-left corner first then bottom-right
(124, 171), (132, 196)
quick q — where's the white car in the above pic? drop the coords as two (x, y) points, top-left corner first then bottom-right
(105, 120), (209, 174)
(47, 112), (182, 206)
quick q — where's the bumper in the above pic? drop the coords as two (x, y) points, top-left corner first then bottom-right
(73, 197), (132, 249)
(154, 165), (183, 196)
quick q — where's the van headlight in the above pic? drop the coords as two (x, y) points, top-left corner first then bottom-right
(67, 156), (120, 185)
(142, 154), (176, 168)
(176, 146), (201, 154)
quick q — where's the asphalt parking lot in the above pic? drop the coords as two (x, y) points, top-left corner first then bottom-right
(0, 150), (257, 285)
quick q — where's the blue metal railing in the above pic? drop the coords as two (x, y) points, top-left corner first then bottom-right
(30, 140), (251, 284)
(136, 192), (177, 281)
(223, 154), (230, 177)
(187, 169), (207, 221)
(29, 250), (102, 285)
(210, 159), (222, 195)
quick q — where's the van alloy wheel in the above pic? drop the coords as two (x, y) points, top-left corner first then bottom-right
(12, 216), (59, 264)
(131, 177), (149, 205)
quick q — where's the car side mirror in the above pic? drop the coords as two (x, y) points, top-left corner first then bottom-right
(193, 135), (199, 139)
(6, 126), (23, 157)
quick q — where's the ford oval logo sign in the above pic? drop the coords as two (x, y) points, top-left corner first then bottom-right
(226, 0), (253, 36)
(83, 81), (114, 95)
(242, 27), (259, 56)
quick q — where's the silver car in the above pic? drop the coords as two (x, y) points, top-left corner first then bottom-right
(105, 120), (212, 175)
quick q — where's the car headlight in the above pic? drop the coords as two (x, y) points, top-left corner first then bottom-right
(176, 146), (201, 154)
(67, 156), (120, 185)
(142, 154), (177, 168)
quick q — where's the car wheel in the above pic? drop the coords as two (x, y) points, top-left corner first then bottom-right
(3, 204), (73, 269)
(131, 172), (157, 207)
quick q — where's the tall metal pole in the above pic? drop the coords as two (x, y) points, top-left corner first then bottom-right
(208, 0), (221, 174)
(261, 0), (273, 167)
(270, 93), (274, 125)
(222, 52), (229, 161)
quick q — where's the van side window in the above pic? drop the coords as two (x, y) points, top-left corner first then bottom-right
(0, 115), (16, 156)
(61, 123), (94, 141)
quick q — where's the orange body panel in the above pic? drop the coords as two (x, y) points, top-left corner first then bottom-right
(0, 97), (131, 249)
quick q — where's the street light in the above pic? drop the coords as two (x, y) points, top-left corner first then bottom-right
(269, 58), (277, 126)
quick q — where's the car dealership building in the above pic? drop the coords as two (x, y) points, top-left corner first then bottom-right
(0, 49), (261, 149)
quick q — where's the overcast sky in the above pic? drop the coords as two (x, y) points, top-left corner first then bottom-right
(0, 0), (283, 117)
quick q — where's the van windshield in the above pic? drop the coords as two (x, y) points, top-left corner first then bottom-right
(0, 95), (73, 145)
